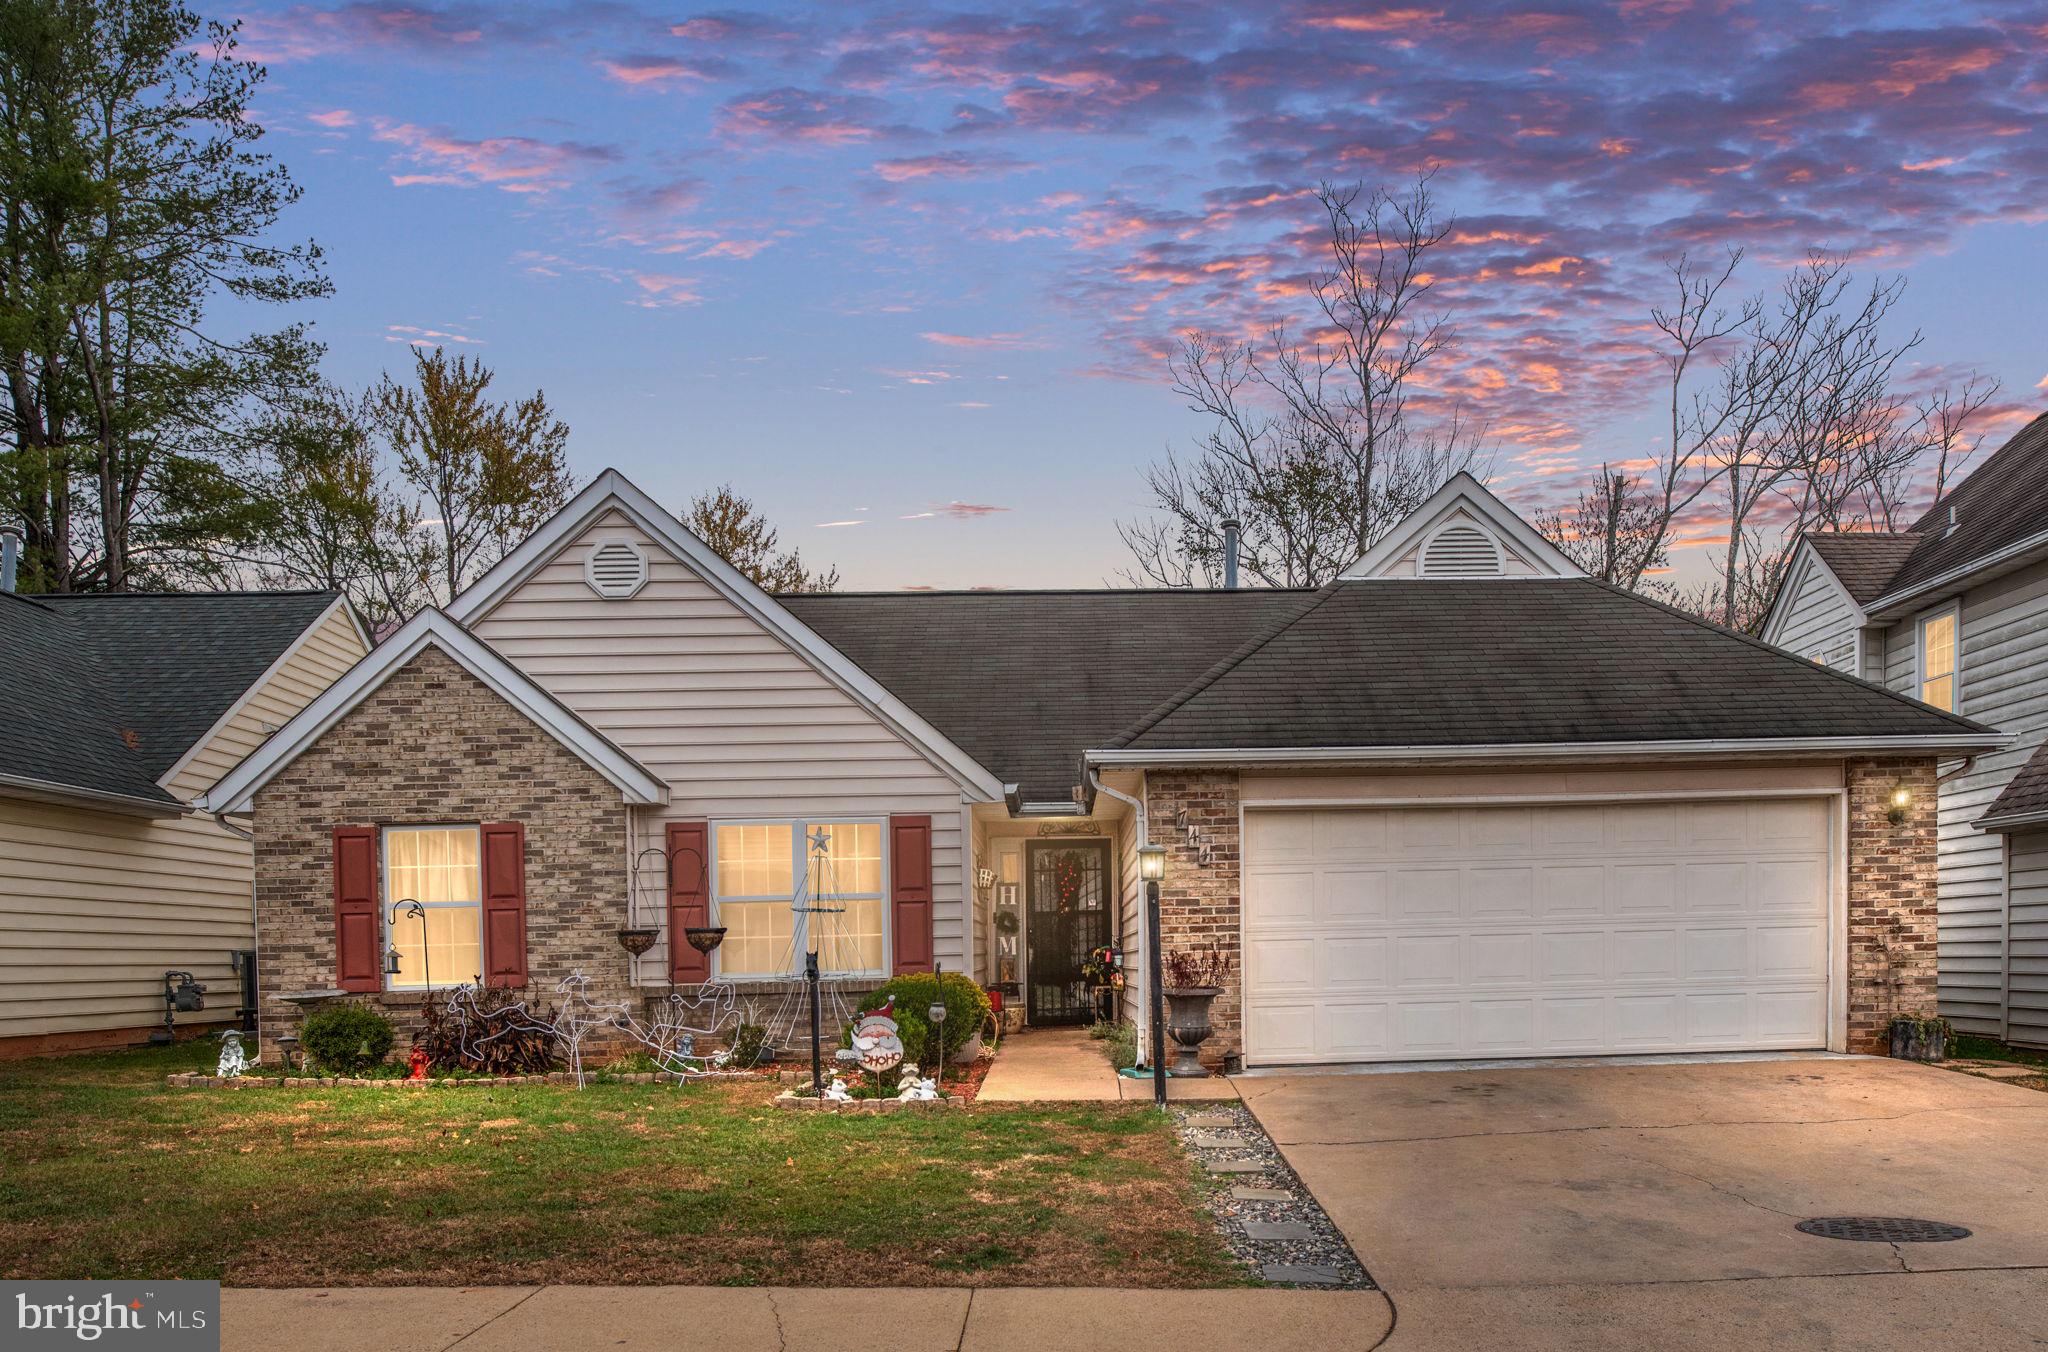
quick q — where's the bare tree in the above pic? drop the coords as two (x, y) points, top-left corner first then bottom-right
(1120, 174), (1485, 587)
(1534, 466), (1673, 587)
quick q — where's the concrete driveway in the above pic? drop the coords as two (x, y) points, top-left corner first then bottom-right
(1238, 1056), (2048, 1351)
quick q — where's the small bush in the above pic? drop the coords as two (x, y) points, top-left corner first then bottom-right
(415, 984), (561, 1075)
(728, 1022), (771, 1068)
(842, 973), (992, 1069)
(1090, 1019), (1137, 1070)
(299, 1005), (395, 1074)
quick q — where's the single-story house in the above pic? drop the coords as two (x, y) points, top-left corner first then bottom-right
(0, 577), (366, 1054)
(1762, 409), (2048, 1046)
(205, 469), (2005, 1068)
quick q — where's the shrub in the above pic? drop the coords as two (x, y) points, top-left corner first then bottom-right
(728, 1022), (771, 1068)
(415, 983), (560, 1075)
(299, 1005), (395, 1074)
(842, 972), (992, 1069)
(1091, 1019), (1137, 1070)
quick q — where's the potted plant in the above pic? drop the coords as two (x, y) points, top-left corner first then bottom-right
(1889, 1013), (1950, 1062)
(1162, 943), (1235, 1077)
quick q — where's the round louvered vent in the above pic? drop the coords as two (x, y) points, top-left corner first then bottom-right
(1420, 523), (1504, 577)
(585, 539), (649, 599)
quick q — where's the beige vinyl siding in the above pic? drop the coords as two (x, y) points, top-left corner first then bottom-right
(1881, 558), (2048, 1035)
(0, 606), (366, 1044)
(2010, 831), (2048, 1048)
(470, 511), (976, 980)
(1769, 553), (1861, 669)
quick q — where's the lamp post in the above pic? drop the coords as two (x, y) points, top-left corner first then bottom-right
(1138, 843), (1168, 1109)
(928, 960), (949, 1082)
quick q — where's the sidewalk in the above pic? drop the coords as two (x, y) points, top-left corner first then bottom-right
(977, 1027), (1238, 1102)
(222, 1286), (1393, 1352)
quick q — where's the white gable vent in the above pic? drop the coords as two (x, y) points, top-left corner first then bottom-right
(584, 539), (649, 599)
(1419, 523), (1504, 577)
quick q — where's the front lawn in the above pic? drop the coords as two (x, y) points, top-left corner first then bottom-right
(0, 1043), (1248, 1288)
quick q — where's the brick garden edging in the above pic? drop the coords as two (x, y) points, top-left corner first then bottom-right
(772, 1089), (965, 1112)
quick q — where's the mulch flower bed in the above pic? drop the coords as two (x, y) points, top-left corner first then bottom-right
(167, 1069), (780, 1089)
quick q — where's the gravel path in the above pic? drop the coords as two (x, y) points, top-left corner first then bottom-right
(1170, 1102), (1377, 1290)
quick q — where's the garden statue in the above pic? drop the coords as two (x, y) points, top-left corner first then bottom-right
(897, 1064), (939, 1101)
(215, 1030), (248, 1079)
(407, 1046), (430, 1081)
(822, 1075), (855, 1102)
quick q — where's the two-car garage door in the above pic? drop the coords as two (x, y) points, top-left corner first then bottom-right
(1241, 799), (1833, 1066)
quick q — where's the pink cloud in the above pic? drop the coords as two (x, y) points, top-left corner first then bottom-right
(873, 151), (1035, 182)
(308, 109), (356, 128)
(919, 331), (1040, 349)
(372, 120), (619, 194)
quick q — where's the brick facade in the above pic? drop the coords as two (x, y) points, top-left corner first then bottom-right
(1846, 756), (1940, 1054)
(1137, 759), (1941, 1067)
(253, 647), (630, 1056)
(1142, 770), (1244, 1069)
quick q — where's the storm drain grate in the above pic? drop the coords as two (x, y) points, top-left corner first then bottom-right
(1796, 1217), (1972, 1244)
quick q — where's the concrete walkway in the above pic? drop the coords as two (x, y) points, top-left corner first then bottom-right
(222, 1286), (1393, 1352)
(977, 1027), (1238, 1102)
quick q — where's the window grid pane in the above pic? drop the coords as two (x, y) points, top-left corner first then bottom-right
(817, 897), (885, 976)
(814, 821), (883, 897)
(717, 823), (794, 898)
(385, 827), (482, 989)
(719, 899), (795, 977)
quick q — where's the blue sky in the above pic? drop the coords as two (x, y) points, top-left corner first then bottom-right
(228, 0), (2047, 589)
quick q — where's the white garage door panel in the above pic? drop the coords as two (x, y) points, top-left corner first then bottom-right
(1242, 800), (1832, 1065)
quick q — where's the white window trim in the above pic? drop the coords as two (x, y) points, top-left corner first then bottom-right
(1914, 601), (1962, 714)
(708, 817), (891, 980)
(381, 823), (484, 992)
(1416, 518), (1505, 577)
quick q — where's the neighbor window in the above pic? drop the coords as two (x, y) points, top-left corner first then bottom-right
(712, 820), (886, 979)
(1918, 608), (1958, 712)
(384, 825), (482, 989)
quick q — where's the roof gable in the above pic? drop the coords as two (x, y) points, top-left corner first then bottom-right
(445, 469), (1006, 801)
(201, 609), (668, 813)
(1339, 472), (1585, 580)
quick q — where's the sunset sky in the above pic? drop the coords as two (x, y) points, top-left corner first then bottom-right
(230, 0), (2047, 590)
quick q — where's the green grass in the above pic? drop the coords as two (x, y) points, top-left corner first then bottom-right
(1087, 1020), (1138, 1071)
(0, 1042), (1248, 1289)
(1950, 1033), (2048, 1071)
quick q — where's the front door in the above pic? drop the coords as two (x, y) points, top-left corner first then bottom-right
(1026, 840), (1113, 1026)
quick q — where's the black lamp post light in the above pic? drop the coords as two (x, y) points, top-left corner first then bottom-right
(385, 898), (431, 991)
(1138, 842), (1168, 1109)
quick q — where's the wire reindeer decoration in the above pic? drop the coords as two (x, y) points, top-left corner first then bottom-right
(434, 971), (750, 1088)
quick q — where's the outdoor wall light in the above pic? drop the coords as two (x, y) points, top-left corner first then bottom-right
(1138, 843), (1167, 882)
(1888, 782), (1914, 826)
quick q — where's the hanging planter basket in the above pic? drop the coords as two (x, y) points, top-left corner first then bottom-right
(683, 926), (728, 955)
(616, 927), (659, 957)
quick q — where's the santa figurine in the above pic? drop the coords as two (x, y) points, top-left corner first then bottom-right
(850, 998), (905, 1073)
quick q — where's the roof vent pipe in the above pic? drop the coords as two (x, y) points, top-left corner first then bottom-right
(0, 526), (19, 593)
(1220, 518), (1240, 590)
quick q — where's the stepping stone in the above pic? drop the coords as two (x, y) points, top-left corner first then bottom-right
(1262, 1264), (1342, 1286)
(1230, 1187), (1293, 1203)
(1184, 1113), (1237, 1129)
(1964, 1064), (2042, 1080)
(1203, 1158), (1267, 1174)
(1187, 1130), (1247, 1148)
(1241, 1220), (1316, 1242)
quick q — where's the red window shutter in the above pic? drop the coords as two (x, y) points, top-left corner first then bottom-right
(479, 822), (529, 988)
(331, 826), (380, 993)
(667, 821), (711, 982)
(890, 814), (934, 975)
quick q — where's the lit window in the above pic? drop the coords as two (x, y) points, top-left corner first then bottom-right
(1918, 610), (1957, 712)
(711, 820), (886, 979)
(384, 826), (482, 989)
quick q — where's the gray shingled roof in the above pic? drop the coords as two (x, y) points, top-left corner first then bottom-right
(1800, 411), (2048, 608)
(1, 590), (341, 807)
(780, 589), (1317, 801)
(1107, 580), (1994, 754)
(1981, 741), (2048, 827)
(1806, 533), (1925, 605)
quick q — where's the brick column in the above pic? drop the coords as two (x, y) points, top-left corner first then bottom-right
(1142, 770), (1243, 1069)
(1845, 756), (1939, 1055)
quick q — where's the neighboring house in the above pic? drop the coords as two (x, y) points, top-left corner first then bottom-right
(0, 585), (367, 1055)
(1762, 410), (2048, 1046)
(206, 469), (2003, 1070)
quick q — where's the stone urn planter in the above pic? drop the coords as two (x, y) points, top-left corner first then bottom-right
(1163, 986), (1222, 1077)
(1889, 1014), (1949, 1063)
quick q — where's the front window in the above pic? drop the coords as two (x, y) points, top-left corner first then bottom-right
(1918, 608), (1958, 712)
(712, 820), (886, 978)
(384, 826), (482, 989)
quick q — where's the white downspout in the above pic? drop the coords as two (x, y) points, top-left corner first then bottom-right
(1088, 767), (1150, 1068)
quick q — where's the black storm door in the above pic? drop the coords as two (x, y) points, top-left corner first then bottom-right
(1026, 840), (1113, 1026)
